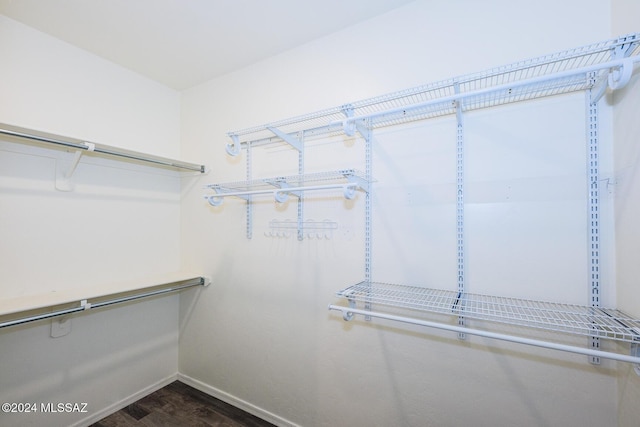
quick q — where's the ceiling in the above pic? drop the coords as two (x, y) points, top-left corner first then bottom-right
(0, 0), (415, 90)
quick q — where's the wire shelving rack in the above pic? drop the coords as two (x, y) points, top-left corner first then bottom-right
(204, 169), (369, 206)
(332, 282), (640, 344)
(212, 33), (640, 368)
(224, 33), (639, 153)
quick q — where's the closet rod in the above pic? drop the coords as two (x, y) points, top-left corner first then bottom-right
(0, 277), (207, 329)
(205, 183), (359, 206)
(328, 305), (640, 366)
(0, 123), (206, 173)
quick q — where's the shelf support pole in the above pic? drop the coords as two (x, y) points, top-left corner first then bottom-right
(455, 83), (466, 340)
(246, 142), (253, 239)
(297, 131), (305, 240)
(587, 75), (601, 365)
(342, 103), (373, 318)
(361, 119), (373, 320)
(265, 126), (306, 239)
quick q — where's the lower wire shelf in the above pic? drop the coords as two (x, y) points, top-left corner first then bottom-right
(328, 281), (640, 368)
(0, 276), (209, 329)
(204, 169), (370, 206)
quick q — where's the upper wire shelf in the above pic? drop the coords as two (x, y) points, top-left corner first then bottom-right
(226, 32), (639, 152)
(0, 122), (207, 174)
(204, 169), (370, 206)
(335, 281), (640, 344)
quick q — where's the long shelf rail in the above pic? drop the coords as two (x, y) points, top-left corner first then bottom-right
(204, 169), (370, 206)
(329, 281), (640, 367)
(334, 281), (640, 343)
(329, 305), (640, 366)
(225, 33), (639, 154)
(0, 123), (207, 173)
(0, 276), (209, 329)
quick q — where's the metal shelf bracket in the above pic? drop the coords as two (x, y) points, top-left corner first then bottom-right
(266, 126), (303, 152)
(341, 104), (372, 142)
(54, 142), (96, 191)
(344, 171), (369, 194)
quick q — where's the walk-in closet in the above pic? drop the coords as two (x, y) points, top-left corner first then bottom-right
(1, 1), (639, 426)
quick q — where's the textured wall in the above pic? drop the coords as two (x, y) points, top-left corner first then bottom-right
(612, 1), (640, 425)
(179, 1), (620, 426)
(0, 15), (183, 426)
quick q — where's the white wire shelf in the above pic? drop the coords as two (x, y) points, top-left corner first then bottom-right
(0, 275), (209, 329)
(226, 33), (639, 152)
(0, 122), (207, 173)
(334, 281), (640, 344)
(204, 169), (370, 206)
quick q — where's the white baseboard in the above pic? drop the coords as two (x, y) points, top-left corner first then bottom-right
(71, 373), (178, 427)
(177, 373), (300, 427)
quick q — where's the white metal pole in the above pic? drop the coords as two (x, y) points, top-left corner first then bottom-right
(328, 305), (640, 365)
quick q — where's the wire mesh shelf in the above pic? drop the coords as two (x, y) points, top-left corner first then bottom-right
(336, 281), (640, 344)
(205, 169), (368, 191)
(204, 169), (370, 205)
(227, 33), (639, 148)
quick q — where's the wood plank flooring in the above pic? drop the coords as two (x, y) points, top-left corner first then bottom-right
(91, 381), (275, 427)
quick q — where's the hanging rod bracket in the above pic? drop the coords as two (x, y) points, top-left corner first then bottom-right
(205, 186), (250, 206)
(205, 195), (224, 207)
(337, 297), (356, 321)
(341, 105), (357, 137)
(225, 134), (241, 156)
(607, 58), (634, 90)
(268, 181), (301, 203)
(266, 126), (303, 152)
(341, 105), (370, 140)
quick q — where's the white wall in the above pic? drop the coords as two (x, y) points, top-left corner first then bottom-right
(2, 2), (636, 426)
(611, 1), (640, 425)
(0, 15), (183, 426)
(179, 1), (621, 426)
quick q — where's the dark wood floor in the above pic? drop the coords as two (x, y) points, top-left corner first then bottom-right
(91, 381), (275, 427)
